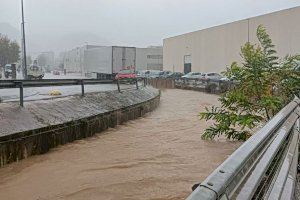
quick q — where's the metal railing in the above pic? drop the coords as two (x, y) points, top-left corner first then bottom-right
(187, 97), (300, 200)
(0, 78), (141, 107)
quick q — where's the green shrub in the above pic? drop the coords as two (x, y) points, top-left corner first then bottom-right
(200, 25), (300, 141)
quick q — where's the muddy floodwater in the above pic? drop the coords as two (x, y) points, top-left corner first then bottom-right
(0, 89), (241, 200)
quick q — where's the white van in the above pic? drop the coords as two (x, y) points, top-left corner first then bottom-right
(27, 65), (44, 80)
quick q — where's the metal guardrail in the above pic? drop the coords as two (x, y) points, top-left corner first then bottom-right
(187, 97), (300, 200)
(0, 78), (141, 107)
(0, 79), (113, 88)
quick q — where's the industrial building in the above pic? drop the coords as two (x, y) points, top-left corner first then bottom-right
(163, 6), (300, 74)
(63, 45), (163, 75)
(37, 51), (55, 71)
(136, 46), (163, 71)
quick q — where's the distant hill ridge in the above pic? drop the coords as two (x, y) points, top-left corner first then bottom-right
(0, 23), (20, 41)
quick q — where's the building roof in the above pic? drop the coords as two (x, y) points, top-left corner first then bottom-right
(165, 5), (300, 40)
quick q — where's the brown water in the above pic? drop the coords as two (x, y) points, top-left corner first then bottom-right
(0, 89), (241, 200)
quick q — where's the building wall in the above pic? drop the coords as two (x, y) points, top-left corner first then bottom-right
(163, 6), (300, 73)
(136, 47), (163, 71)
(37, 51), (55, 69)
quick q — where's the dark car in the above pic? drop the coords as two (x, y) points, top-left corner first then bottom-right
(161, 71), (172, 78)
(4, 64), (12, 78)
(149, 71), (164, 78)
(53, 70), (60, 75)
(166, 72), (184, 79)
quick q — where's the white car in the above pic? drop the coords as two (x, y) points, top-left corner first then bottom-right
(182, 72), (202, 79)
(220, 75), (237, 81)
(220, 77), (229, 81)
(200, 72), (223, 81)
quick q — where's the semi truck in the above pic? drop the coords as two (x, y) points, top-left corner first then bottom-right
(83, 46), (136, 79)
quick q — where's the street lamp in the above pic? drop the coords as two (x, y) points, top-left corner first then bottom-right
(21, 0), (27, 79)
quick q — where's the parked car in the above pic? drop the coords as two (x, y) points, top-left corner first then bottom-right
(182, 72), (202, 79)
(220, 75), (237, 81)
(200, 72), (223, 81)
(142, 70), (151, 78)
(115, 69), (136, 80)
(161, 71), (172, 78)
(149, 71), (164, 78)
(53, 70), (60, 75)
(136, 70), (147, 79)
(4, 64), (12, 78)
(166, 72), (184, 79)
(136, 70), (154, 78)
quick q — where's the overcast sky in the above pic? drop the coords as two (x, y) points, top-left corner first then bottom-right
(0, 0), (300, 55)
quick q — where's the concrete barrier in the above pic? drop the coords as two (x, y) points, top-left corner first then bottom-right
(146, 78), (234, 94)
(0, 87), (160, 167)
(147, 78), (175, 89)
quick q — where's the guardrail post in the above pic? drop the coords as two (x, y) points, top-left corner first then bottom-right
(135, 78), (139, 89)
(16, 82), (24, 107)
(80, 80), (85, 97)
(117, 79), (121, 93)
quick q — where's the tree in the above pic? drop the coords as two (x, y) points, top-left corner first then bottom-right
(0, 34), (20, 68)
(199, 25), (300, 141)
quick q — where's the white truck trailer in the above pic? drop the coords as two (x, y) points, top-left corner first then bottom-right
(84, 46), (136, 77)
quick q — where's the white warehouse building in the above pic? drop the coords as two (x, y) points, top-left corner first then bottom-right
(163, 6), (300, 74)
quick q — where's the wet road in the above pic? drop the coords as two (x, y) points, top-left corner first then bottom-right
(0, 73), (134, 102)
(0, 84), (134, 102)
(0, 89), (241, 200)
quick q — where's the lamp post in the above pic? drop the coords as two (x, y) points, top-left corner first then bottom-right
(21, 0), (27, 79)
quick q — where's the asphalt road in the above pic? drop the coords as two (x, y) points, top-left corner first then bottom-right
(0, 73), (134, 102)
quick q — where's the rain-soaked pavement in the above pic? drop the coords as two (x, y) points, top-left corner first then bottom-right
(0, 84), (134, 102)
(0, 89), (241, 200)
(0, 73), (134, 102)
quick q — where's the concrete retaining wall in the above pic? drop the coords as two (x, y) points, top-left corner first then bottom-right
(0, 87), (160, 167)
(146, 78), (233, 93)
(147, 78), (175, 89)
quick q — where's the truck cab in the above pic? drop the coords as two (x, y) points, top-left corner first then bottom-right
(27, 64), (44, 80)
(4, 64), (12, 78)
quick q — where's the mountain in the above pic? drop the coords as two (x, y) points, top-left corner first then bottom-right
(26, 32), (110, 55)
(0, 23), (20, 41)
(0, 23), (111, 55)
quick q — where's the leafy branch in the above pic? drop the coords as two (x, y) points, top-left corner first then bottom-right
(200, 25), (300, 141)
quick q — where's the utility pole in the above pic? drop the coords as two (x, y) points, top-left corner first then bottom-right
(247, 18), (250, 43)
(21, 0), (27, 79)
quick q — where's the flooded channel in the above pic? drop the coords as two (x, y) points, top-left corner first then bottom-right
(0, 89), (241, 200)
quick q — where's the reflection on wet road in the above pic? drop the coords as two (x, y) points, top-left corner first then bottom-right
(0, 72), (135, 102)
(0, 89), (241, 200)
(0, 84), (134, 102)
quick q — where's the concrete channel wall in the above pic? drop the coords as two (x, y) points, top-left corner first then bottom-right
(147, 78), (233, 94)
(0, 87), (160, 167)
